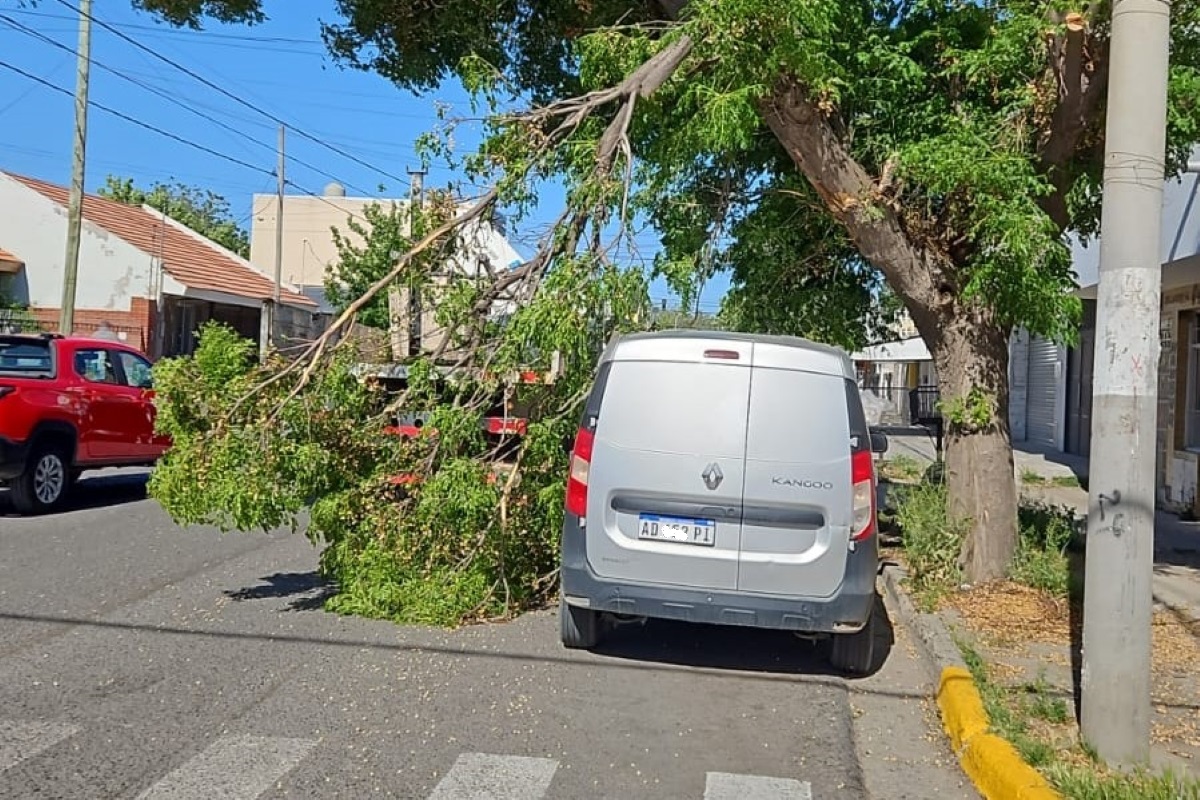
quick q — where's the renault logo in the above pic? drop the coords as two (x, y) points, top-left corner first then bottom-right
(702, 463), (724, 491)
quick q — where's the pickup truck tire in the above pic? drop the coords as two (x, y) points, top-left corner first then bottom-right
(10, 444), (71, 515)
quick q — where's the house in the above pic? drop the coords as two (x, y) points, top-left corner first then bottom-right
(0, 171), (319, 357)
(247, 182), (524, 355)
(852, 312), (938, 426)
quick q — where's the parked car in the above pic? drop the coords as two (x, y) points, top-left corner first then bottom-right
(0, 333), (169, 514)
(558, 331), (888, 674)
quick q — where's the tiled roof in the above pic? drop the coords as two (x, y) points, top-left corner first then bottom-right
(5, 172), (315, 308)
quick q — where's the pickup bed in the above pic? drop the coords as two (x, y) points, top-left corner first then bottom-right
(0, 333), (169, 514)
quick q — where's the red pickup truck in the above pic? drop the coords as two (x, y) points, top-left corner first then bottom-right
(0, 333), (170, 514)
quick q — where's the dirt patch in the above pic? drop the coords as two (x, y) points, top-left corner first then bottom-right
(941, 581), (1071, 646)
(1153, 610), (1200, 672)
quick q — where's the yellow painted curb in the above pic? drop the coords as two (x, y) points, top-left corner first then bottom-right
(936, 666), (1063, 800)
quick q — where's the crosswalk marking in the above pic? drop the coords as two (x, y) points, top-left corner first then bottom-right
(0, 720), (79, 773)
(704, 771), (814, 800)
(427, 752), (559, 800)
(134, 733), (318, 800)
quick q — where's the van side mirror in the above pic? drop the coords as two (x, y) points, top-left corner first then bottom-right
(869, 431), (889, 454)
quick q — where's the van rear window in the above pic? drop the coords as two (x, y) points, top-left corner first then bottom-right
(745, 368), (850, 463)
(596, 360), (751, 458)
(0, 338), (53, 375)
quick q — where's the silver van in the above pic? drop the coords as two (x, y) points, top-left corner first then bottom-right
(559, 331), (888, 674)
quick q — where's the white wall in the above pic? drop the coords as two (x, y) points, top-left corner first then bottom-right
(249, 191), (525, 290)
(0, 174), (154, 311)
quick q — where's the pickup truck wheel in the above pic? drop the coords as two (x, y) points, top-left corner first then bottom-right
(11, 445), (70, 515)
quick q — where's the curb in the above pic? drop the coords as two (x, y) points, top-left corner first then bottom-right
(880, 564), (1063, 800)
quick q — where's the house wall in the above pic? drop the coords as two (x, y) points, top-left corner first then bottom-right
(0, 175), (157, 351)
(1157, 283), (1200, 512)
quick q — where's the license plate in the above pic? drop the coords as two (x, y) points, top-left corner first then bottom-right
(637, 514), (716, 547)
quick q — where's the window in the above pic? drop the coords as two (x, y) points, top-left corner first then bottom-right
(115, 350), (154, 389)
(1187, 315), (1200, 449)
(74, 349), (118, 384)
(0, 337), (52, 374)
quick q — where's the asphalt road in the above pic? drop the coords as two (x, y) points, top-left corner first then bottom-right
(0, 470), (976, 800)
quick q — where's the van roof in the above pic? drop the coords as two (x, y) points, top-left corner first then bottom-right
(604, 330), (855, 379)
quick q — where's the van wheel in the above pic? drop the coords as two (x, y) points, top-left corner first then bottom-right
(560, 596), (602, 649)
(829, 611), (876, 676)
(11, 444), (71, 515)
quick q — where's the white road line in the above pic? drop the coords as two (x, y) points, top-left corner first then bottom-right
(704, 771), (814, 800)
(135, 734), (318, 800)
(427, 752), (559, 800)
(0, 719), (80, 773)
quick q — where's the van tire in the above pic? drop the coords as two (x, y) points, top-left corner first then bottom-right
(560, 596), (602, 649)
(830, 610), (876, 676)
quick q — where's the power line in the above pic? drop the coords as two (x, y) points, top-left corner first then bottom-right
(5, 8), (322, 45)
(53, 0), (412, 189)
(0, 14), (378, 197)
(0, 63), (399, 233)
(0, 59), (271, 176)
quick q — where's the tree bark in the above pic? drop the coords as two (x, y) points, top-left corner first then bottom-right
(759, 77), (1019, 584)
(931, 313), (1019, 584)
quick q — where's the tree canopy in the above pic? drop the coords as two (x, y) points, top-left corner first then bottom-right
(98, 175), (251, 257)
(137, 0), (1200, 581)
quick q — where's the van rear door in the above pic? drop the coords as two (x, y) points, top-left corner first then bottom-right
(585, 339), (751, 592)
(736, 352), (854, 598)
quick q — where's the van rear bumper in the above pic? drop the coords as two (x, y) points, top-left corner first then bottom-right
(560, 519), (878, 634)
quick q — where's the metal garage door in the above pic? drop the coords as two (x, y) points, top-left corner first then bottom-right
(1026, 336), (1059, 448)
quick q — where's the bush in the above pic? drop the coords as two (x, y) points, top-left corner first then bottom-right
(894, 479), (967, 594)
(1010, 502), (1081, 598)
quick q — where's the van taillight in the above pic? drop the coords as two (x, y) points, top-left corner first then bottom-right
(851, 449), (875, 541)
(565, 427), (594, 517)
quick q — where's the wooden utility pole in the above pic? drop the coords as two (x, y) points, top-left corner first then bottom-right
(270, 124), (286, 355)
(1080, 0), (1172, 766)
(60, 0), (92, 335)
(407, 168), (426, 357)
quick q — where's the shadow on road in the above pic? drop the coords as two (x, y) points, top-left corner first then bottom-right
(0, 470), (150, 517)
(591, 592), (895, 679)
(225, 571), (335, 611)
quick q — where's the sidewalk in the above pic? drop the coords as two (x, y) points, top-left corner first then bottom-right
(881, 432), (1200, 630)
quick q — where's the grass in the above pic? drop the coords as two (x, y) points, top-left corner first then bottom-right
(1020, 467), (1047, 485)
(955, 641), (1200, 799)
(1019, 469), (1081, 489)
(892, 479), (967, 602)
(878, 454), (923, 482)
(892, 485), (1079, 602)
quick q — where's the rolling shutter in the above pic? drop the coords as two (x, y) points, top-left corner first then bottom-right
(1025, 336), (1059, 447)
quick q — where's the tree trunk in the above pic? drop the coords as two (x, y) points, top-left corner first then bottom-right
(929, 314), (1019, 584)
(758, 79), (1019, 584)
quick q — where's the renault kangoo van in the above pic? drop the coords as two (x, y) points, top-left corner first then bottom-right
(559, 331), (888, 674)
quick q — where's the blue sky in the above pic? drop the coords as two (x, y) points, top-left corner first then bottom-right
(0, 1), (727, 311)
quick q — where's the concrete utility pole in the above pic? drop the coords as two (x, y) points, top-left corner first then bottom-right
(60, 0), (92, 335)
(1081, 0), (1172, 766)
